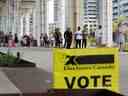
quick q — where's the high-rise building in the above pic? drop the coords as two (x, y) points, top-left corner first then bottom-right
(83, 0), (113, 46)
(83, 0), (98, 33)
(113, 0), (128, 20)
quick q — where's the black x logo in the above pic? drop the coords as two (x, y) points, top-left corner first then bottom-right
(65, 56), (77, 65)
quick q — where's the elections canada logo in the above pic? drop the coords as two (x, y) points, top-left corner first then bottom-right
(64, 55), (114, 70)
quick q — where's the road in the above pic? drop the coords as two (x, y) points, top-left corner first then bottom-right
(0, 47), (127, 95)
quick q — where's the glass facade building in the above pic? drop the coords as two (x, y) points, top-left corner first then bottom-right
(113, 0), (128, 20)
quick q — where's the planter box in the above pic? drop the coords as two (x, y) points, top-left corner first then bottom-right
(0, 52), (36, 67)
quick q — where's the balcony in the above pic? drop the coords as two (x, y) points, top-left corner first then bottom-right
(120, 0), (128, 5)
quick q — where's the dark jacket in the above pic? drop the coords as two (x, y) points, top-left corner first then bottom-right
(64, 31), (72, 41)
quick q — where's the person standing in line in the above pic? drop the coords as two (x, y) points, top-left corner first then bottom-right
(82, 25), (88, 48)
(49, 33), (55, 47)
(14, 33), (19, 47)
(5, 34), (8, 47)
(95, 25), (102, 46)
(67, 28), (72, 49)
(118, 23), (126, 51)
(29, 33), (34, 47)
(54, 28), (59, 48)
(8, 32), (13, 47)
(74, 26), (83, 48)
(64, 28), (72, 49)
(40, 33), (44, 47)
(64, 29), (68, 48)
(43, 33), (49, 48)
(0, 31), (4, 47)
(54, 28), (62, 48)
(22, 34), (30, 47)
(118, 31), (125, 51)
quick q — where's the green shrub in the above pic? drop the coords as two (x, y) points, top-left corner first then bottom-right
(0, 54), (17, 65)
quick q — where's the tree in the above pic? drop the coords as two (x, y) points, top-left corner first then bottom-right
(83, 24), (88, 33)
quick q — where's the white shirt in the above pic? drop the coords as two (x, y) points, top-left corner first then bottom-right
(49, 34), (55, 41)
(74, 31), (83, 40)
(118, 32), (125, 43)
(95, 29), (102, 38)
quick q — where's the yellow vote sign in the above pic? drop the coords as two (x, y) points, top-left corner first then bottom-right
(53, 48), (119, 93)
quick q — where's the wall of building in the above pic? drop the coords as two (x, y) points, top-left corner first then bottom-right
(113, 0), (128, 20)
(83, 0), (98, 33)
(0, 0), (48, 46)
(0, 0), (21, 36)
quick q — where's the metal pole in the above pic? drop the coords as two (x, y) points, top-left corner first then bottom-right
(73, 0), (77, 32)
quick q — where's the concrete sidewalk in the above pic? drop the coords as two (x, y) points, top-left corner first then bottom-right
(0, 69), (21, 94)
(0, 67), (51, 95)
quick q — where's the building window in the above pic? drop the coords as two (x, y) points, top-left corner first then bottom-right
(90, 25), (92, 27)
